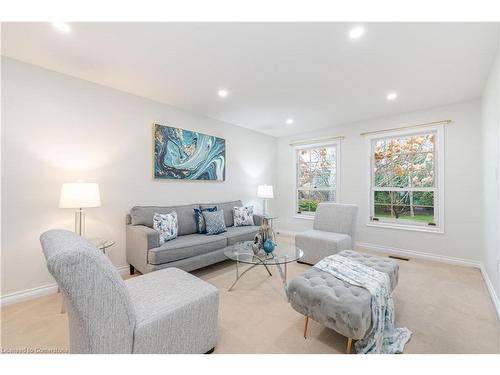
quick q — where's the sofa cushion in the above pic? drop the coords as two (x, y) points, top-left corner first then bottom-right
(200, 200), (242, 227)
(148, 233), (227, 265)
(223, 225), (259, 246)
(295, 229), (352, 265)
(125, 267), (218, 354)
(131, 204), (199, 236)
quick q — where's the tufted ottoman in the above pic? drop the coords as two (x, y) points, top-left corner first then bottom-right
(287, 250), (399, 353)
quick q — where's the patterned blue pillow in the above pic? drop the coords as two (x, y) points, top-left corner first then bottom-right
(233, 206), (254, 226)
(153, 212), (178, 245)
(202, 209), (227, 235)
(194, 206), (217, 233)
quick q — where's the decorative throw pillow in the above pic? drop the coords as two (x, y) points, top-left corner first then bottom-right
(153, 212), (178, 245)
(233, 206), (254, 226)
(202, 209), (227, 235)
(194, 206), (217, 233)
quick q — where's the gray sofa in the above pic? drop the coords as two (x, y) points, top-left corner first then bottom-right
(40, 229), (219, 354)
(126, 200), (262, 275)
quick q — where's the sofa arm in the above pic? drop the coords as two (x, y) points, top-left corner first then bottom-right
(253, 214), (263, 226)
(126, 225), (159, 274)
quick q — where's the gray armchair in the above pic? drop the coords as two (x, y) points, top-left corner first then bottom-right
(40, 229), (219, 354)
(295, 203), (358, 265)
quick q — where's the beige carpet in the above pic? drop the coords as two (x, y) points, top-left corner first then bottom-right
(2, 235), (499, 354)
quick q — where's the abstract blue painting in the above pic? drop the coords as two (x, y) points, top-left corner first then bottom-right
(153, 124), (226, 181)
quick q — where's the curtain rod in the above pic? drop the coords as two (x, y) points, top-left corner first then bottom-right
(289, 135), (345, 146)
(360, 119), (452, 136)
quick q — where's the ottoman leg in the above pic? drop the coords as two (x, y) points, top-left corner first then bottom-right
(346, 337), (353, 354)
(303, 316), (309, 339)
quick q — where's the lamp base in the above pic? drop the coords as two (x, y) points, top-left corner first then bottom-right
(75, 208), (85, 237)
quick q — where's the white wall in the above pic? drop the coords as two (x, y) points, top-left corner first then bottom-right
(275, 100), (484, 262)
(481, 49), (500, 298)
(1, 57), (277, 297)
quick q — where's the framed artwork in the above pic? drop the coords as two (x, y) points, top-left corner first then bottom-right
(153, 123), (226, 181)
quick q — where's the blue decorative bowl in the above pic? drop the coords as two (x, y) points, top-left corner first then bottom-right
(263, 240), (276, 254)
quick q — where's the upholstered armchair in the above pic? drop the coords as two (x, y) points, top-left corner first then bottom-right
(40, 229), (219, 354)
(295, 203), (358, 265)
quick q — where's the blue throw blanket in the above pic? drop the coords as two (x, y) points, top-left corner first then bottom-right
(314, 254), (412, 354)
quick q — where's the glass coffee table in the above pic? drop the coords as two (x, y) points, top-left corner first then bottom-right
(224, 241), (304, 293)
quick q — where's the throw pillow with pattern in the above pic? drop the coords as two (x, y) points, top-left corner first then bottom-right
(233, 206), (254, 226)
(194, 206), (217, 233)
(203, 209), (227, 235)
(153, 211), (178, 245)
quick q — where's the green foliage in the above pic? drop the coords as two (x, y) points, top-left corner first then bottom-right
(298, 199), (318, 212)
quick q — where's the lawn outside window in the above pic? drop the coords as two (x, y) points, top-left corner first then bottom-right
(367, 124), (445, 233)
(294, 141), (340, 218)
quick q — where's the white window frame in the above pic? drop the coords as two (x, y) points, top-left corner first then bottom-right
(366, 124), (445, 234)
(293, 140), (341, 220)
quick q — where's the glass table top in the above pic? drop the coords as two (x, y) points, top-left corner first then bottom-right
(224, 241), (303, 265)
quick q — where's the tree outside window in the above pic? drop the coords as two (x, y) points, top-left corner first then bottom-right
(371, 131), (439, 226)
(296, 144), (338, 215)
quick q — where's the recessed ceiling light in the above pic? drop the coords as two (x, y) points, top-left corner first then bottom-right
(386, 92), (398, 101)
(348, 26), (365, 40)
(217, 89), (229, 98)
(52, 22), (71, 33)
(285, 118), (294, 125)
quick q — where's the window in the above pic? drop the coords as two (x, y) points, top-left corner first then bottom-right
(295, 142), (339, 216)
(368, 125), (444, 232)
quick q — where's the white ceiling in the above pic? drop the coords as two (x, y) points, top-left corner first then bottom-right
(2, 22), (498, 137)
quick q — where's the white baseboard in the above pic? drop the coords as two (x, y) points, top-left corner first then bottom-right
(356, 242), (481, 268)
(479, 263), (500, 320)
(0, 283), (60, 307)
(0, 265), (130, 307)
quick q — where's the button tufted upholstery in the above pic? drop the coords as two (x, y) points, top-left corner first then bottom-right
(287, 250), (399, 340)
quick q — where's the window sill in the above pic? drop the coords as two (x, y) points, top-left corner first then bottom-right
(293, 214), (315, 221)
(366, 222), (444, 234)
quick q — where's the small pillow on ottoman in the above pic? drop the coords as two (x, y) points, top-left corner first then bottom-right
(153, 212), (178, 245)
(203, 209), (227, 235)
(194, 206), (217, 233)
(233, 206), (254, 226)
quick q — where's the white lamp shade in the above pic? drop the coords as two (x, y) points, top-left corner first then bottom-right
(257, 184), (274, 199)
(59, 182), (101, 208)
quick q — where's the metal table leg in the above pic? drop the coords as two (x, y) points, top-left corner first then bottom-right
(228, 257), (273, 292)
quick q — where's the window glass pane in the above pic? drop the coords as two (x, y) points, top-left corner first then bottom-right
(373, 191), (434, 223)
(298, 189), (335, 213)
(297, 144), (337, 213)
(298, 160), (311, 187)
(374, 133), (435, 188)
(298, 190), (312, 213)
(298, 149), (311, 163)
(311, 162), (335, 188)
(311, 190), (335, 205)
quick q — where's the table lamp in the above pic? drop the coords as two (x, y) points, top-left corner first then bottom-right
(59, 182), (101, 236)
(257, 184), (274, 216)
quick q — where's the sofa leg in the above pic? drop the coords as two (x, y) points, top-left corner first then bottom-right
(303, 316), (309, 339)
(129, 265), (135, 275)
(205, 347), (215, 354)
(346, 337), (353, 354)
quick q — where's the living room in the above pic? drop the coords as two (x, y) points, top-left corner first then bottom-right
(1, 0), (499, 372)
